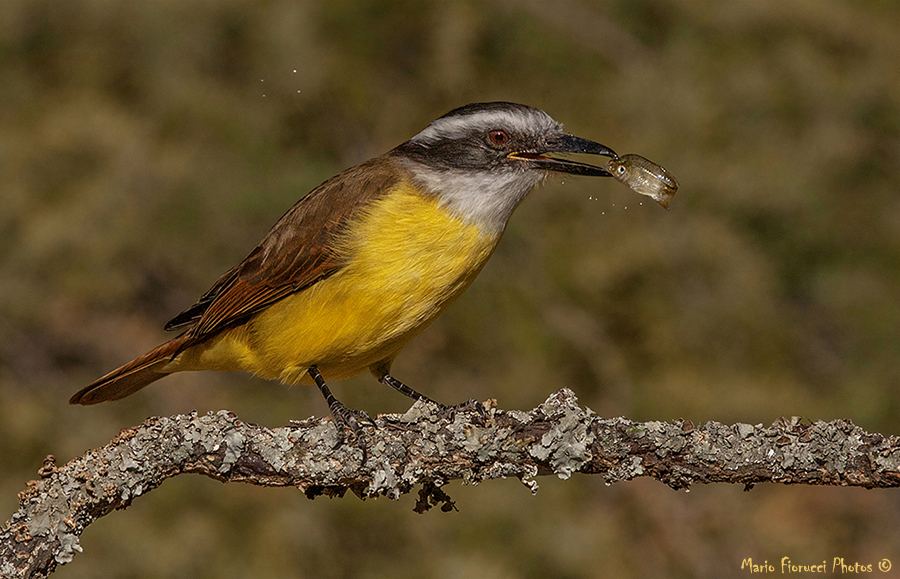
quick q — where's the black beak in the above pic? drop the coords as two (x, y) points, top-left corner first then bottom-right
(508, 134), (617, 177)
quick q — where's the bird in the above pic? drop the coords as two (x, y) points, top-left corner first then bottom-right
(70, 102), (618, 433)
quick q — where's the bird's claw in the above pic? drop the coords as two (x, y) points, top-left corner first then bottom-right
(329, 405), (375, 456)
(437, 398), (488, 425)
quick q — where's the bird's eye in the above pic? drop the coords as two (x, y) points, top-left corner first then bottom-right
(487, 130), (510, 147)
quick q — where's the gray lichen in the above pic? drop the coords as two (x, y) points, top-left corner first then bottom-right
(4, 388), (900, 578)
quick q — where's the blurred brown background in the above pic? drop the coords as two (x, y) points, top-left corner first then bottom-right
(3, 1), (900, 577)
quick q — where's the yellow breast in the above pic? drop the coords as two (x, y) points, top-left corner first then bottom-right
(185, 182), (501, 384)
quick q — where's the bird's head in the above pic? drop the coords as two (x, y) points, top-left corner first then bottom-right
(392, 102), (617, 232)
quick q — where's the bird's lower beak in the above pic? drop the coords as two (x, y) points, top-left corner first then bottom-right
(508, 134), (618, 177)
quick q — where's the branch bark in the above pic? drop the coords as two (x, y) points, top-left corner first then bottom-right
(4, 388), (900, 578)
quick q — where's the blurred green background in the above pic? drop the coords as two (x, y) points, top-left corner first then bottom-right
(3, 0), (900, 577)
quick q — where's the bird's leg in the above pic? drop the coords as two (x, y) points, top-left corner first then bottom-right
(378, 373), (440, 405)
(308, 366), (373, 445)
(378, 373), (486, 420)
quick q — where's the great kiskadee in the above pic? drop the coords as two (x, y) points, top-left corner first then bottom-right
(70, 102), (617, 431)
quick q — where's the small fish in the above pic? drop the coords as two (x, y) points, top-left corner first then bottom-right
(604, 154), (678, 209)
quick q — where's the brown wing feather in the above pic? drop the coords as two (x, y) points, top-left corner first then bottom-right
(167, 156), (403, 342)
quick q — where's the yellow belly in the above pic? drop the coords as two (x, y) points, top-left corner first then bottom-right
(179, 183), (501, 384)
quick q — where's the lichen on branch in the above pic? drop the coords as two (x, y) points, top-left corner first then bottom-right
(3, 388), (900, 578)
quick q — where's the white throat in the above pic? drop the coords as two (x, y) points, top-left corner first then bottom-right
(405, 163), (546, 234)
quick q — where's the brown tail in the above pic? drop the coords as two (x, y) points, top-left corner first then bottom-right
(70, 336), (190, 405)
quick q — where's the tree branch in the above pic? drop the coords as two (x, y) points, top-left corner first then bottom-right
(4, 388), (900, 578)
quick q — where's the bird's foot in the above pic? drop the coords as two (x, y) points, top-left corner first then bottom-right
(329, 402), (375, 453)
(308, 365), (374, 456)
(378, 373), (487, 425)
(331, 402), (375, 434)
(435, 398), (488, 425)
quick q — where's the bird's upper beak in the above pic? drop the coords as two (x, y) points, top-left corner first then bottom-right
(508, 134), (617, 177)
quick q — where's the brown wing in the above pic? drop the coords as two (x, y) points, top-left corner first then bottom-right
(165, 155), (402, 342)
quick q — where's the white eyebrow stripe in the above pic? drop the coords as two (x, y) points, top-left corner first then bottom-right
(412, 109), (563, 144)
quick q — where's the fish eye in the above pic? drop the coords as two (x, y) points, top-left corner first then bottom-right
(616, 165), (627, 175)
(487, 130), (510, 147)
